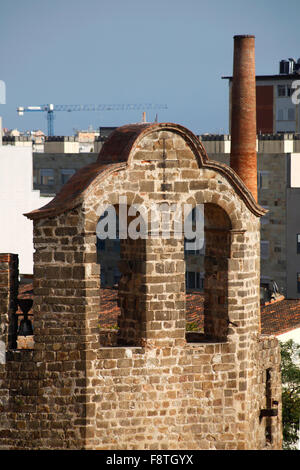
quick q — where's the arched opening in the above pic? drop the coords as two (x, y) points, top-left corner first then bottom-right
(185, 203), (232, 343)
(96, 199), (232, 346)
(96, 207), (121, 345)
(96, 202), (148, 346)
(96, 211), (121, 289)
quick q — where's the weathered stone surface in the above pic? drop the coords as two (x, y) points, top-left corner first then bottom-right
(0, 123), (281, 450)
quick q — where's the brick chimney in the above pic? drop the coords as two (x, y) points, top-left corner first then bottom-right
(230, 35), (257, 201)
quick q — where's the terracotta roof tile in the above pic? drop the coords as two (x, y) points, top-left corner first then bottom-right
(17, 284), (300, 336)
(24, 162), (124, 220)
(97, 123), (152, 164)
(260, 298), (300, 335)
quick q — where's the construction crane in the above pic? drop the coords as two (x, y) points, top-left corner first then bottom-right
(17, 103), (168, 136)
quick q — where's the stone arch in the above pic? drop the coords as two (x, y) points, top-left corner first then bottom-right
(25, 122), (266, 222)
(202, 203), (232, 341)
(125, 123), (210, 169)
(179, 176), (259, 343)
(183, 199), (232, 342)
(25, 122), (264, 350)
(85, 187), (160, 347)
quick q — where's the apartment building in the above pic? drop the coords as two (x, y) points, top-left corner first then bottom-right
(0, 144), (52, 274)
(224, 58), (300, 134)
(199, 133), (300, 299)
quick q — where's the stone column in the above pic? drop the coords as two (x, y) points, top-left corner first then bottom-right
(32, 210), (100, 448)
(118, 236), (186, 347)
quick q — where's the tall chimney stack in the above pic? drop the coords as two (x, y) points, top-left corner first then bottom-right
(230, 35), (257, 201)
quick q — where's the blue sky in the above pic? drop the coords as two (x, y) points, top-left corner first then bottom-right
(1, 0), (300, 136)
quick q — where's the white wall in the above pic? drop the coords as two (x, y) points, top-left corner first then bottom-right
(44, 141), (79, 153)
(278, 328), (300, 345)
(290, 153), (300, 187)
(0, 146), (53, 274)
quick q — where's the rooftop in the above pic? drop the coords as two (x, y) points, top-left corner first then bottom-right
(222, 74), (300, 81)
(17, 283), (300, 337)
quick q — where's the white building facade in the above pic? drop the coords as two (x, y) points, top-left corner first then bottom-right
(0, 145), (52, 274)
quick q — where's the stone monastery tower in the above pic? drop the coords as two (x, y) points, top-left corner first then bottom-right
(0, 36), (282, 449)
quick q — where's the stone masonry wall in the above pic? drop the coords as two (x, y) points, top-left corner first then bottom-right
(0, 254), (18, 444)
(91, 337), (282, 450)
(0, 124), (282, 449)
(256, 336), (282, 449)
(0, 254), (18, 353)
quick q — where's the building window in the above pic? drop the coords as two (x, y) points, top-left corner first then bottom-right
(96, 237), (105, 251)
(258, 171), (270, 189)
(277, 109), (284, 121)
(297, 273), (300, 293)
(113, 240), (120, 253)
(184, 206), (205, 254)
(113, 267), (121, 285)
(288, 108), (295, 121)
(261, 241), (270, 260)
(260, 206), (269, 225)
(277, 85), (286, 97)
(33, 168), (38, 184)
(186, 271), (204, 291)
(61, 169), (75, 185)
(279, 108), (296, 121)
(186, 271), (195, 289)
(40, 168), (54, 185)
(100, 270), (106, 287)
(297, 234), (300, 254)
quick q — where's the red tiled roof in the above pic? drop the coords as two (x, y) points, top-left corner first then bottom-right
(99, 288), (121, 327)
(17, 284), (300, 336)
(260, 298), (300, 336)
(97, 123), (153, 164)
(97, 290), (206, 329)
(185, 292), (205, 329)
